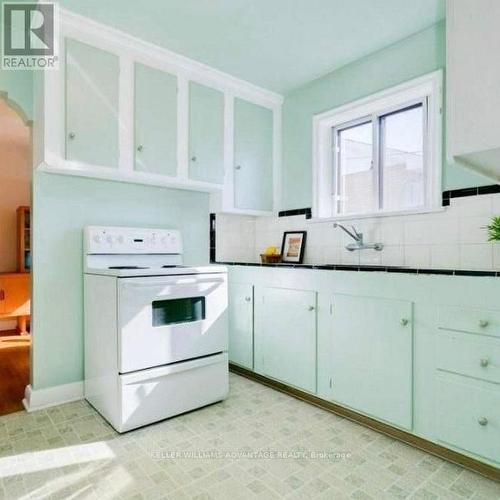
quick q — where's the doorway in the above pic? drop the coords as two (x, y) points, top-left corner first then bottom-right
(0, 96), (32, 415)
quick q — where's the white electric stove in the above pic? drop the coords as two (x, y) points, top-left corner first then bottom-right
(83, 226), (228, 433)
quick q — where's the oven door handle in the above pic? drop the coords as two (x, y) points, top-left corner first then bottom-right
(120, 278), (224, 290)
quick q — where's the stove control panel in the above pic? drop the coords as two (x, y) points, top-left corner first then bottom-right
(85, 226), (183, 254)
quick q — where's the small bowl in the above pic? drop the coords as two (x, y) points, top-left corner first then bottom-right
(260, 254), (282, 264)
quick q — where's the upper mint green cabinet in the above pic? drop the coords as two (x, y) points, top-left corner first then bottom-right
(254, 286), (316, 393)
(65, 39), (119, 167)
(447, 0), (500, 181)
(134, 63), (177, 176)
(328, 294), (413, 430)
(46, 22), (283, 194)
(233, 98), (273, 212)
(228, 283), (254, 369)
(188, 82), (225, 184)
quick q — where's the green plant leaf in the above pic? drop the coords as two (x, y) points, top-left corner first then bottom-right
(487, 215), (500, 241)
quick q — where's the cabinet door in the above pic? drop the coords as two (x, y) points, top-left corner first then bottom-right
(65, 39), (119, 167)
(1, 275), (30, 317)
(254, 286), (316, 393)
(134, 63), (177, 176)
(436, 376), (500, 463)
(329, 294), (413, 429)
(188, 82), (224, 184)
(447, 0), (500, 158)
(228, 283), (253, 369)
(233, 99), (273, 211)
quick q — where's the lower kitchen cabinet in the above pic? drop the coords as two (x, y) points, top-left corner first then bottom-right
(228, 283), (254, 369)
(328, 294), (413, 429)
(228, 266), (500, 470)
(254, 286), (317, 393)
(436, 374), (500, 463)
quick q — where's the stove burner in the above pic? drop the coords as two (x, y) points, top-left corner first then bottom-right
(108, 266), (149, 270)
(162, 265), (185, 268)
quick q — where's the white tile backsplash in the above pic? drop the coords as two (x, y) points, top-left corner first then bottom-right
(216, 192), (500, 271)
(459, 244), (493, 270)
(430, 244), (460, 269)
(458, 216), (491, 244)
(380, 245), (405, 267)
(404, 245), (432, 268)
(493, 195), (500, 214)
(454, 195), (493, 217)
(493, 245), (500, 269)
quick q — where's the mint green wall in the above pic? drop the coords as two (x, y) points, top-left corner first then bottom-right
(0, 70), (33, 120)
(32, 172), (210, 389)
(0, 1), (33, 119)
(280, 22), (490, 211)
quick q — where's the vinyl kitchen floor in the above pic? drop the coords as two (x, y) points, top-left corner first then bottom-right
(0, 374), (499, 500)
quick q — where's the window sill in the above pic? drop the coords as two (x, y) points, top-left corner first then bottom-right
(307, 206), (446, 223)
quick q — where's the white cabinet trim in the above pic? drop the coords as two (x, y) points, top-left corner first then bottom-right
(42, 8), (283, 199)
(119, 56), (134, 174)
(177, 75), (190, 181)
(223, 93), (235, 210)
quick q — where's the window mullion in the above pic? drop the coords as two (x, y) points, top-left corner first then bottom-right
(331, 127), (339, 216)
(372, 115), (382, 212)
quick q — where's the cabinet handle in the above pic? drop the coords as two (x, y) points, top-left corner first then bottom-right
(137, 145), (144, 152)
(235, 165), (242, 170)
(478, 417), (488, 426)
(191, 156), (197, 162)
(400, 318), (409, 326)
(68, 132), (75, 140)
(0, 289), (4, 301)
(308, 305), (315, 311)
(479, 320), (489, 328)
(245, 296), (251, 302)
(479, 358), (489, 368)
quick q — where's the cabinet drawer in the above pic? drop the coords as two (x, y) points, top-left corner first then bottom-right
(437, 331), (500, 384)
(437, 377), (500, 463)
(438, 306), (500, 338)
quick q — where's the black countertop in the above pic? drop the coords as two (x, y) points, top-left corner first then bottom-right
(214, 261), (499, 277)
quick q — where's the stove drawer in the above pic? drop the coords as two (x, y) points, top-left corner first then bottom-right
(118, 274), (228, 373)
(118, 353), (228, 432)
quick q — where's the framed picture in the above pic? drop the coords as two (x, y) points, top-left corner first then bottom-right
(281, 231), (307, 264)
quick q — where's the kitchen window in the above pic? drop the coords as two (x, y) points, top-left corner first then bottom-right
(313, 71), (442, 219)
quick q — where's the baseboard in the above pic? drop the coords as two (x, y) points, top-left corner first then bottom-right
(229, 364), (500, 483)
(23, 381), (84, 412)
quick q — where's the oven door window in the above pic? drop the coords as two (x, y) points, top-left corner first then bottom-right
(152, 296), (206, 326)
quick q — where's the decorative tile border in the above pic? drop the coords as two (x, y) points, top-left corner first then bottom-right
(442, 184), (500, 206)
(209, 213), (216, 263)
(277, 186), (500, 211)
(215, 260), (499, 277)
(278, 207), (312, 219)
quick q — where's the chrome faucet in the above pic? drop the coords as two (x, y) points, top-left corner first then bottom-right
(333, 223), (384, 252)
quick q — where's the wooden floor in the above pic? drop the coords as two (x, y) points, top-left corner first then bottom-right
(0, 332), (30, 415)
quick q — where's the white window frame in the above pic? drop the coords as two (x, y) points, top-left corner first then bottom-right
(312, 70), (443, 220)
